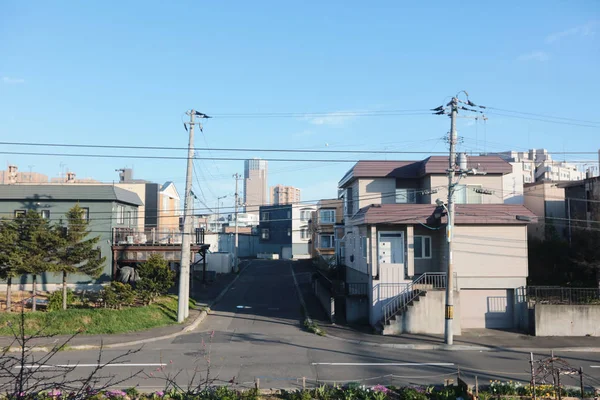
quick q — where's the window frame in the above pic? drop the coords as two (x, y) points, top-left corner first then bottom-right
(300, 228), (309, 239)
(261, 228), (270, 240)
(116, 205), (125, 224)
(453, 184), (483, 204)
(320, 234), (334, 248)
(414, 235), (432, 259)
(395, 188), (417, 204)
(261, 212), (270, 221)
(360, 236), (367, 258)
(40, 210), (50, 219)
(14, 210), (26, 218)
(300, 209), (312, 222)
(81, 207), (90, 221)
(319, 209), (336, 224)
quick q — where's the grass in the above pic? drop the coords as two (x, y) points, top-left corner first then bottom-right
(0, 295), (196, 336)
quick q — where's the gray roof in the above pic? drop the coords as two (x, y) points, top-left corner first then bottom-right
(0, 185), (143, 206)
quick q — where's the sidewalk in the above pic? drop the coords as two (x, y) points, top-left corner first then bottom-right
(292, 262), (600, 352)
(0, 262), (248, 352)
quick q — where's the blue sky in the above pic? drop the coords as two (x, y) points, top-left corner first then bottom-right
(1, 1), (598, 214)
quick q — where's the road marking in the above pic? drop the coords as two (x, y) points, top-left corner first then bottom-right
(312, 362), (454, 366)
(591, 365), (600, 368)
(15, 363), (166, 369)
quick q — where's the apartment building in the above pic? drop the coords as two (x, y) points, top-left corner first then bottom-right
(494, 149), (585, 184)
(270, 184), (301, 205)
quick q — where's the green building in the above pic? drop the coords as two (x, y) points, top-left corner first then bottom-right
(0, 184), (143, 291)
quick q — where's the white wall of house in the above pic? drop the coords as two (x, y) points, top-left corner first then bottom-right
(429, 175), (506, 205)
(503, 163), (525, 204)
(292, 204), (316, 257)
(358, 178), (396, 209)
(453, 225), (528, 289)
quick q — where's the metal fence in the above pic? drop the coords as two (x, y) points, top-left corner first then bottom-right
(527, 286), (600, 305)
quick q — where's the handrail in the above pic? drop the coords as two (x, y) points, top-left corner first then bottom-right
(382, 272), (447, 325)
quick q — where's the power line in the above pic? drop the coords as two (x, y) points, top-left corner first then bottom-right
(486, 106), (600, 125)
(485, 111), (600, 128)
(1, 141), (598, 155)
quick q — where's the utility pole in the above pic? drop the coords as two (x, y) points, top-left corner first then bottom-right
(233, 173), (242, 273)
(444, 97), (458, 345)
(178, 109), (211, 323)
(432, 92), (487, 346)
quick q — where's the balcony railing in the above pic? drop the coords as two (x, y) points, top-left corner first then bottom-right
(112, 227), (205, 245)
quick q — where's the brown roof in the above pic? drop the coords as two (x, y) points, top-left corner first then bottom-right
(351, 203), (536, 225)
(339, 156), (512, 187)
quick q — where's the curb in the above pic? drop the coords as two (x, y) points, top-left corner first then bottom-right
(6, 260), (253, 353)
(289, 262), (324, 336)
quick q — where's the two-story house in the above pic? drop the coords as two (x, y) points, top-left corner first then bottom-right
(309, 199), (343, 260)
(258, 203), (316, 259)
(337, 156), (535, 334)
(0, 184), (143, 291)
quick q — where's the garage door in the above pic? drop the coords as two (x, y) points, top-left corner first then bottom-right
(281, 246), (292, 260)
(460, 289), (514, 329)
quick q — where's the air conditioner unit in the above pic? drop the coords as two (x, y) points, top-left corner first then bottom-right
(126, 236), (134, 244)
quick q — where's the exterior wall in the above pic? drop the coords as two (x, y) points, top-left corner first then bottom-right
(0, 199), (138, 288)
(503, 163), (525, 204)
(113, 183), (146, 231)
(159, 184), (181, 235)
(292, 204), (315, 257)
(524, 183), (566, 239)
(314, 279), (335, 322)
(258, 205), (291, 254)
(217, 233), (259, 258)
(270, 185), (301, 205)
(453, 225), (528, 289)
(357, 178), (396, 209)
(428, 175), (506, 204)
(383, 290), (461, 335)
(412, 225), (444, 275)
(244, 159), (268, 214)
(535, 304), (600, 336)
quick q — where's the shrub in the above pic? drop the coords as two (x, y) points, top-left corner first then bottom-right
(47, 288), (75, 311)
(102, 282), (136, 309)
(136, 254), (175, 304)
(397, 387), (428, 400)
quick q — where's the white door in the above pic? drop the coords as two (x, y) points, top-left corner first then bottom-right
(378, 232), (404, 264)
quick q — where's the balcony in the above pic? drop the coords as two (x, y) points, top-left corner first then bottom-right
(112, 227), (205, 246)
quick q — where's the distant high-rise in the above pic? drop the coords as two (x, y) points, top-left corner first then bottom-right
(270, 184), (301, 205)
(244, 158), (268, 214)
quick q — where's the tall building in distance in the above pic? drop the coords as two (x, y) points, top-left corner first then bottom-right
(492, 149), (585, 183)
(270, 184), (301, 205)
(244, 158), (268, 214)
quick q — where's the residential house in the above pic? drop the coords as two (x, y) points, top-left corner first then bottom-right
(523, 182), (568, 240)
(258, 203), (316, 259)
(561, 175), (600, 240)
(0, 184), (143, 290)
(337, 156), (536, 334)
(309, 199), (343, 260)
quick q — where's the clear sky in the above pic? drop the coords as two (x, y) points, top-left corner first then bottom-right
(1, 1), (598, 214)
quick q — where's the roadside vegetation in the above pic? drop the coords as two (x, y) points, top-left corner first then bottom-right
(0, 207), (186, 334)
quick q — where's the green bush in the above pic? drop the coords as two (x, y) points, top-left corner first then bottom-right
(102, 282), (136, 309)
(136, 254), (175, 304)
(47, 288), (75, 311)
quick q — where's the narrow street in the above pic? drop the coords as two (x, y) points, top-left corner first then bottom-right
(18, 259), (600, 391)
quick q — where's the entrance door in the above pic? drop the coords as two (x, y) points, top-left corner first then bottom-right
(378, 232), (404, 265)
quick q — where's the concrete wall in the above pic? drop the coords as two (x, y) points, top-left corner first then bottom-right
(313, 279), (335, 323)
(346, 297), (369, 324)
(384, 290), (462, 335)
(535, 304), (600, 336)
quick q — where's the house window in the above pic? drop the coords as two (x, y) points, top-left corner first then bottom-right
(300, 228), (309, 239)
(360, 236), (367, 258)
(261, 212), (270, 221)
(287, 228), (291, 237)
(81, 207), (90, 221)
(300, 210), (312, 221)
(261, 229), (270, 240)
(395, 188), (417, 204)
(41, 210), (50, 219)
(319, 209), (335, 224)
(453, 185), (483, 204)
(287, 210), (291, 219)
(320, 234), (334, 248)
(414, 236), (432, 259)
(127, 211), (133, 227)
(116, 205), (125, 224)
(14, 210), (26, 218)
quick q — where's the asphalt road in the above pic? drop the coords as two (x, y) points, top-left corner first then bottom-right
(7, 260), (600, 392)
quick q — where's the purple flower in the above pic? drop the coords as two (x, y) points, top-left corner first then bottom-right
(372, 385), (390, 394)
(49, 389), (62, 397)
(155, 391), (164, 397)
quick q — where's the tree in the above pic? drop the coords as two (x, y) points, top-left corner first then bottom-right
(16, 211), (62, 312)
(569, 228), (600, 287)
(136, 254), (175, 304)
(56, 204), (106, 310)
(0, 219), (24, 312)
